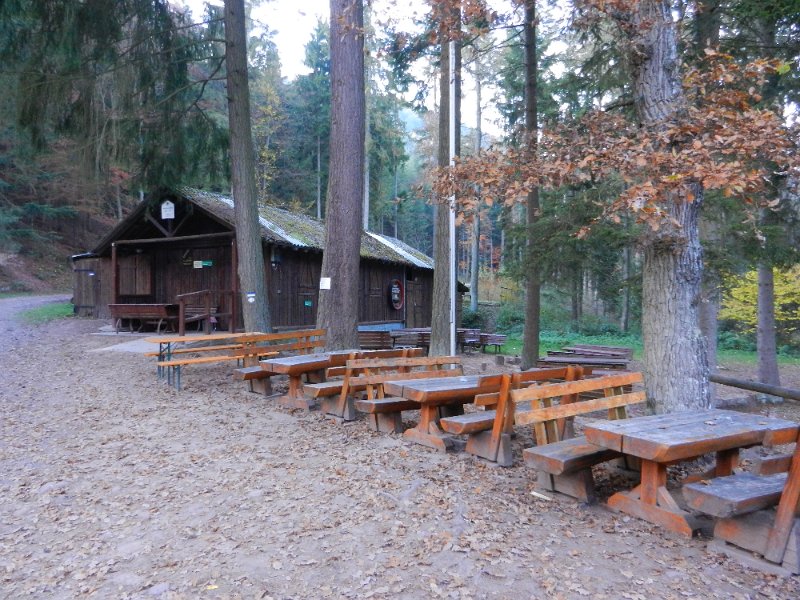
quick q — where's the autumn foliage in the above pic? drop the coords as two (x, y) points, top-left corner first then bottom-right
(434, 52), (799, 235)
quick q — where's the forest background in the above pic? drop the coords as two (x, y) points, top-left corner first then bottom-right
(0, 0), (798, 368)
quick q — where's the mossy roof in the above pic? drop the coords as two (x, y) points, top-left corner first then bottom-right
(181, 187), (434, 269)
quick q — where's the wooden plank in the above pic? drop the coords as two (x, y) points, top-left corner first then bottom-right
(522, 437), (621, 475)
(684, 472), (788, 518)
(350, 368), (464, 388)
(510, 372), (642, 403)
(354, 397), (420, 414)
(754, 453), (795, 475)
(346, 355), (461, 369)
(439, 411), (496, 435)
(764, 434), (800, 563)
(515, 392), (646, 426)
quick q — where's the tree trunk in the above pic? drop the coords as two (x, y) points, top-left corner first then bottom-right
(757, 263), (781, 387)
(224, 0), (270, 333)
(699, 275), (720, 403)
(316, 0), (364, 351)
(520, 1), (540, 370)
(316, 134), (322, 219)
(430, 35), (454, 357)
(633, 0), (710, 412)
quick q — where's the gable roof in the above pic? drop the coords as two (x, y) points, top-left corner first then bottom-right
(84, 187), (434, 270)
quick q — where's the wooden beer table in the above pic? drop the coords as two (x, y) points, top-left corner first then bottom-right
(583, 409), (799, 537)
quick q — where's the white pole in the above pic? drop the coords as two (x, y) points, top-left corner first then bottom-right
(448, 39), (457, 357)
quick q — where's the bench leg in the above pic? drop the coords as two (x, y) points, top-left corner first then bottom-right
(249, 377), (273, 396)
(536, 470), (597, 504)
(366, 412), (403, 434)
(319, 396), (357, 421)
(465, 431), (513, 467)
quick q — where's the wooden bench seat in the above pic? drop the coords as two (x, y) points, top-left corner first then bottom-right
(684, 472), (788, 519)
(682, 433), (800, 575)
(523, 436), (622, 475)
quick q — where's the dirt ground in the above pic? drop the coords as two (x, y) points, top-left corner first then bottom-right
(1, 296), (799, 599)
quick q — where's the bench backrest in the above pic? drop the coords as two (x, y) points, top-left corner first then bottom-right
(109, 303), (172, 318)
(326, 347), (424, 377)
(233, 328), (326, 365)
(343, 355), (462, 401)
(511, 372), (645, 446)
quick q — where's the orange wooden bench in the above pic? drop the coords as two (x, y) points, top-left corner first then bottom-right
(684, 432), (800, 575)
(513, 372), (646, 502)
(439, 366), (584, 466)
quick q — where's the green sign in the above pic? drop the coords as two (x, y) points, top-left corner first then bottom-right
(304, 299), (313, 307)
(201, 260), (213, 267)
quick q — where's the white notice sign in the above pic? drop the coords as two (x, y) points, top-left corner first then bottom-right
(319, 277), (331, 290)
(193, 261), (203, 269)
(161, 200), (175, 220)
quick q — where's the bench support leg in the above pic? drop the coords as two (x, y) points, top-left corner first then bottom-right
(366, 412), (403, 434)
(319, 396), (357, 422)
(249, 377), (273, 396)
(536, 470), (597, 504)
(465, 431), (512, 467)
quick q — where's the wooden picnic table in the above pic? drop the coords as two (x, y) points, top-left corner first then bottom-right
(583, 409), (799, 537)
(260, 350), (355, 409)
(383, 373), (503, 451)
(536, 355), (629, 370)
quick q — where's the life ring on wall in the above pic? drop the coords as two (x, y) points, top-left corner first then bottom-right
(389, 278), (404, 310)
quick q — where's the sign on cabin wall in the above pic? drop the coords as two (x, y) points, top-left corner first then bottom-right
(160, 200), (175, 220)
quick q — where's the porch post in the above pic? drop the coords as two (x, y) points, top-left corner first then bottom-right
(111, 243), (119, 304)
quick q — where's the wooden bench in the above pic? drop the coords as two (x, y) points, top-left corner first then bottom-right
(303, 348), (423, 401)
(229, 329), (328, 394)
(340, 356), (463, 432)
(109, 303), (178, 333)
(358, 331), (394, 350)
(157, 329), (325, 390)
(512, 372), (646, 503)
(480, 333), (506, 353)
(439, 366), (584, 466)
(684, 434), (800, 575)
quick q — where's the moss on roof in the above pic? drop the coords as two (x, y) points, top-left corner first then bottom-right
(179, 187), (433, 269)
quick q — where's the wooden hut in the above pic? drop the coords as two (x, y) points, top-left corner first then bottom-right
(72, 187), (436, 331)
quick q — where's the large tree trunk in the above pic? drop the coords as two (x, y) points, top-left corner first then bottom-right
(520, 1), (540, 370)
(316, 0), (364, 351)
(633, 1), (710, 412)
(430, 26), (460, 356)
(699, 276), (720, 402)
(224, 0), (270, 333)
(469, 70), (482, 314)
(757, 263), (781, 387)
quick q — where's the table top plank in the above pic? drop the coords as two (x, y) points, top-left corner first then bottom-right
(146, 331), (253, 344)
(383, 374), (502, 405)
(260, 350), (353, 375)
(585, 410), (798, 462)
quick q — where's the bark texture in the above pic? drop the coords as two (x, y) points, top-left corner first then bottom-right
(430, 38), (453, 357)
(757, 263), (781, 387)
(520, 1), (540, 371)
(224, 0), (270, 333)
(316, 0), (364, 351)
(633, 1), (710, 412)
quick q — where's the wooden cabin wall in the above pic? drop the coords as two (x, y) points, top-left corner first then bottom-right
(358, 260), (406, 325)
(265, 248), (321, 328)
(72, 257), (112, 318)
(405, 270), (433, 328)
(152, 243), (233, 310)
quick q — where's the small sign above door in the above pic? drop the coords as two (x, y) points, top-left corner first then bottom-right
(160, 200), (175, 220)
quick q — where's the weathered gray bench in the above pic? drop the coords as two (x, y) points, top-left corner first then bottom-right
(684, 433), (800, 575)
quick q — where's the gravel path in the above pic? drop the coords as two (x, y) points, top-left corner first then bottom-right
(1, 297), (798, 599)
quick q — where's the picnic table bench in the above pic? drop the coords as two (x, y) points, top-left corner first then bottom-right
(148, 329), (325, 390)
(439, 366), (585, 466)
(357, 330), (394, 350)
(479, 333), (507, 353)
(512, 372), (646, 502)
(683, 431), (800, 574)
(383, 373), (504, 451)
(349, 356), (463, 431)
(110, 303), (179, 333)
(584, 409), (798, 537)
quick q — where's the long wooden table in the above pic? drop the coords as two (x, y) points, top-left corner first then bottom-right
(383, 374), (503, 451)
(259, 351), (355, 409)
(145, 331), (253, 383)
(584, 409), (799, 537)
